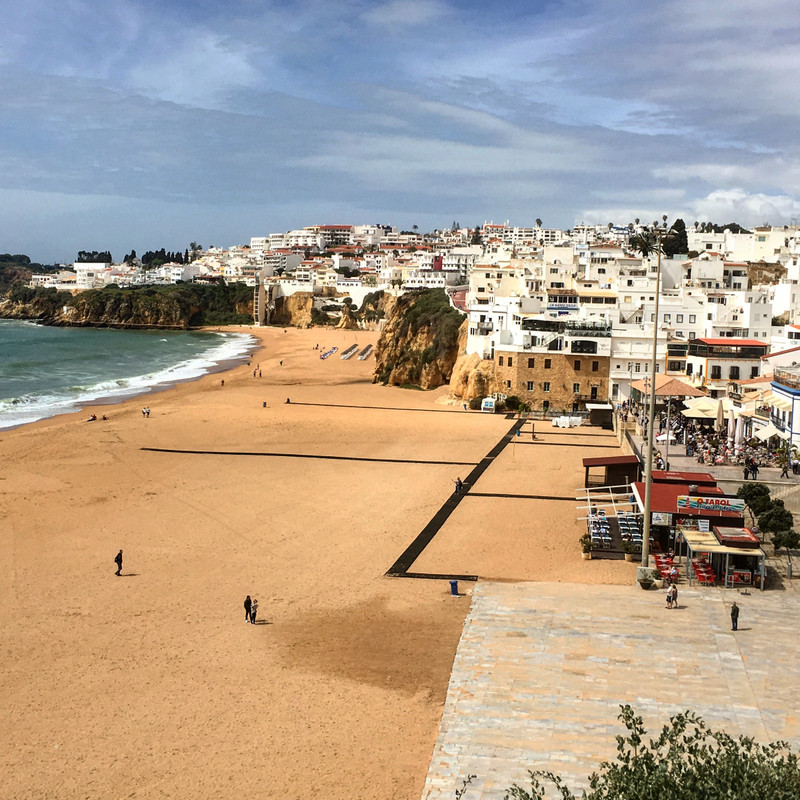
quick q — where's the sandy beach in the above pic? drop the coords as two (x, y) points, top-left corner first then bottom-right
(0, 325), (634, 799)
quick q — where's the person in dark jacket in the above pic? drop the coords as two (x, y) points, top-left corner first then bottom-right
(730, 601), (740, 631)
(244, 595), (252, 623)
(114, 550), (123, 576)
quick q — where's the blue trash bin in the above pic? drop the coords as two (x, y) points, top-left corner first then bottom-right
(449, 579), (459, 596)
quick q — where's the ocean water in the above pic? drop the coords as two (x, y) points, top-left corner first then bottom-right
(0, 320), (255, 429)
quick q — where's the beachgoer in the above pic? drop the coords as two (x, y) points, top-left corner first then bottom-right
(145, 407), (150, 418)
(250, 599), (258, 624)
(142, 407), (146, 417)
(730, 601), (739, 631)
(669, 583), (678, 609)
(221, 380), (225, 387)
(666, 583), (675, 609)
(253, 369), (257, 377)
(285, 397), (290, 404)
(87, 414), (97, 422)
(280, 360), (283, 366)
(114, 549), (123, 576)
(781, 463), (790, 479)
(258, 370), (262, 378)
(454, 477), (463, 494)
(244, 595), (252, 623)
(101, 415), (107, 421)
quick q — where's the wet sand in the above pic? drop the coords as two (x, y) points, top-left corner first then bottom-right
(0, 325), (634, 799)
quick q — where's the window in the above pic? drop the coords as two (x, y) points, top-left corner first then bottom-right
(686, 363), (693, 375)
(729, 366), (740, 380)
(549, 267), (559, 274)
(507, 357), (513, 367)
(573, 383), (580, 393)
(544, 359), (552, 369)
(592, 361), (599, 372)
(542, 400), (550, 412)
(689, 314), (696, 323)
(590, 386), (598, 400)
(498, 356), (504, 366)
(650, 313), (655, 321)
(574, 360), (581, 370)
(677, 314), (684, 322)
(527, 381), (534, 391)
(543, 382), (551, 392)
(751, 366), (759, 378)
(707, 313), (713, 320)
(635, 363), (641, 373)
(527, 358), (535, 368)
(478, 286), (485, 293)
(664, 314), (671, 322)
(506, 380), (512, 389)
(668, 360), (682, 371)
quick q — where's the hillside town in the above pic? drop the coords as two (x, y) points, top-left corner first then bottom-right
(27, 219), (800, 441)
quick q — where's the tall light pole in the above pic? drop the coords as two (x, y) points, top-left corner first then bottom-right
(640, 225), (667, 571)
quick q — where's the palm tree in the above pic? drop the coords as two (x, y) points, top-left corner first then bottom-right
(628, 231), (660, 258)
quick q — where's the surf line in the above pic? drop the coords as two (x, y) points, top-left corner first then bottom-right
(386, 417), (525, 581)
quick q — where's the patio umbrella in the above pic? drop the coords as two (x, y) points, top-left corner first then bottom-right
(727, 407), (736, 442)
(735, 413), (745, 447)
(716, 399), (725, 432)
(656, 431), (676, 442)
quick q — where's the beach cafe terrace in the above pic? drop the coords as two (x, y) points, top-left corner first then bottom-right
(676, 524), (766, 590)
(630, 471), (748, 558)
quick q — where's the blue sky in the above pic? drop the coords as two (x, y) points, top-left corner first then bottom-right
(2, 0), (800, 262)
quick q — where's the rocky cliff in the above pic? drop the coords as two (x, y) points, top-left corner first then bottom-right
(0, 284), (254, 328)
(373, 289), (466, 389)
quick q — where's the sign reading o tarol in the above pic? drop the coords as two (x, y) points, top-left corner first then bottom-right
(676, 495), (745, 513)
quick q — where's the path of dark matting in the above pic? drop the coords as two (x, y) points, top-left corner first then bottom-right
(466, 492), (576, 501)
(520, 441), (619, 449)
(141, 447), (475, 467)
(386, 417), (525, 581)
(286, 401), (477, 415)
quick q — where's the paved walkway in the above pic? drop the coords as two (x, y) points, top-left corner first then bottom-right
(422, 581), (800, 800)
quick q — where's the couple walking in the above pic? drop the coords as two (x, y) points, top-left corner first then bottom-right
(243, 595), (259, 624)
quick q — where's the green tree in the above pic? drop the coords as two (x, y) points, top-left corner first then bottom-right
(470, 225), (483, 245)
(504, 705), (800, 799)
(663, 218), (688, 257)
(535, 218), (542, 228)
(758, 501), (794, 535)
(737, 482), (771, 523)
(772, 529), (800, 565)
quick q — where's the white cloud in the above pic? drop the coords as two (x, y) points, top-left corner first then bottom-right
(362, 0), (449, 27)
(690, 189), (800, 227)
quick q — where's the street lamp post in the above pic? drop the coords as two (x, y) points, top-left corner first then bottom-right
(640, 226), (666, 572)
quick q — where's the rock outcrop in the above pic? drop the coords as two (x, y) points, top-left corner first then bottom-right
(271, 293), (315, 327)
(373, 289), (466, 389)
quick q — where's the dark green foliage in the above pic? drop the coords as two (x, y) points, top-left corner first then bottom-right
(3, 282), (254, 327)
(310, 307), (333, 326)
(469, 398), (481, 410)
(504, 705), (800, 799)
(0, 254), (59, 292)
(758, 503), (794, 534)
(737, 483), (771, 516)
(76, 250), (112, 263)
(772, 529), (800, 556)
(504, 395), (522, 411)
(662, 219), (688, 257)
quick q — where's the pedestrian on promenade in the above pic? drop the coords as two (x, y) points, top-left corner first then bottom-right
(730, 601), (740, 631)
(250, 598), (258, 624)
(665, 583), (676, 609)
(114, 549), (123, 576)
(751, 463), (759, 479)
(743, 465), (749, 481)
(244, 595), (252, 622)
(781, 463), (790, 479)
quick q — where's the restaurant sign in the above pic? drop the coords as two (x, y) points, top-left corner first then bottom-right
(676, 495), (745, 513)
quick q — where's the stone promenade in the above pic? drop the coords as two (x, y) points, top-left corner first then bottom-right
(422, 581), (800, 799)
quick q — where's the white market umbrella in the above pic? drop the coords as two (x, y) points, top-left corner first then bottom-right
(735, 414), (745, 447)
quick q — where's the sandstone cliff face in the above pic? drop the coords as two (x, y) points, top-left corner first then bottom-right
(272, 293), (315, 327)
(447, 330), (497, 401)
(373, 290), (466, 389)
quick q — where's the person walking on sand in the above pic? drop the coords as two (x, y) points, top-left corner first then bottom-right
(453, 477), (463, 494)
(244, 595), (252, 623)
(114, 549), (123, 576)
(250, 598), (258, 624)
(730, 601), (740, 631)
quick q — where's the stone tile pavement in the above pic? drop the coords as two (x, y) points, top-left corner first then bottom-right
(422, 581), (800, 800)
